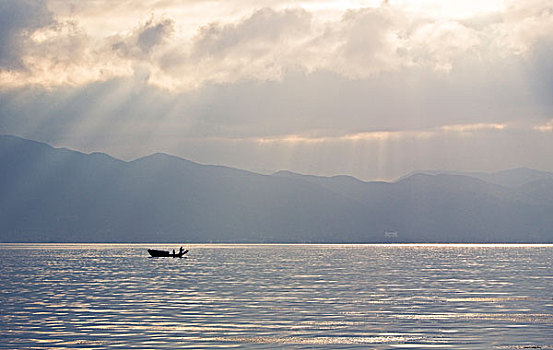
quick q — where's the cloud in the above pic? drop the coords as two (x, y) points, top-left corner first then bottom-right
(1, 0), (553, 179)
(497, 0), (553, 55)
(156, 6), (405, 88)
(191, 7), (311, 57)
(525, 37), (553, 112)
(155, 7), (314, 88)
(2, 69), (553, 180)
(407, 20), (483, 73)
(137, 19), (174, 53)
(534, 119), (553, 132)
(2, 1), (553, 91)
(321, 7), (406, 77)
(111, 17), (174, 60)
(0, 0), (54, 69)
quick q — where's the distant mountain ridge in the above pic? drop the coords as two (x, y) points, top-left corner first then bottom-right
(398, 168), (553, 188)
(1, 134), (552, 243)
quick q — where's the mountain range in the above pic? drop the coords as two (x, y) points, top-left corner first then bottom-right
(1, 134), (552, 243)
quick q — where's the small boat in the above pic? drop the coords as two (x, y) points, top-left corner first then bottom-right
(148, 248), (188, 258)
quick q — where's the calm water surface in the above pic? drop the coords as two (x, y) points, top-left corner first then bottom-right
(1, 244), (552, 349)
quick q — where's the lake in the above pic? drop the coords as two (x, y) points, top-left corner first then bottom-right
(1, 244), (552, 349)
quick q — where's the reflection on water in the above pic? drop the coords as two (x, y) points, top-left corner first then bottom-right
(1, 244), (552, 349)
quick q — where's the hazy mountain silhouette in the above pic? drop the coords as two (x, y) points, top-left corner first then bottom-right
(1, 135), (552, 242)
(398, 168), (553, 188)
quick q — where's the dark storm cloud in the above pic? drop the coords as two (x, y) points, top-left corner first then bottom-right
(0, 0), (54, 70)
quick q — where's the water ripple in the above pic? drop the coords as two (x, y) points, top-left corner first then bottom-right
(1, 244), (552, 349)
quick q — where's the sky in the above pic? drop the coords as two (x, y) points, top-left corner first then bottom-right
(0, 0), (552, 180)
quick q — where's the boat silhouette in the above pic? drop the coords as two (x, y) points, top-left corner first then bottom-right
(148, 247), (188, 258)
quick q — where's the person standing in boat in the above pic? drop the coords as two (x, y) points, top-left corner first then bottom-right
(179, 246), (184, 256)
